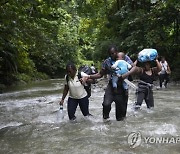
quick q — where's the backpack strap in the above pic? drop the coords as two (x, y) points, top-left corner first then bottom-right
(77, 72), (81, 79)
(65, 75), (69, 84)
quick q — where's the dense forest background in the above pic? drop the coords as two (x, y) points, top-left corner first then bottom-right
(0, 0), (179, 87)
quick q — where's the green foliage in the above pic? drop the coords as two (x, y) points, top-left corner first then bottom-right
(15, 73), (33, 83)
(17, 50), (35, 74)
(15, 72), (48, 83)
(93, 0), (180, 79)
(0, 0), (179, 86)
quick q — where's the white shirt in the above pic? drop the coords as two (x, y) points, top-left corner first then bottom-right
(65, 72), (87, 99)
(160, 61), (168, 74)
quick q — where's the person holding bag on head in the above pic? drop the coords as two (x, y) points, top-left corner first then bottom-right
(134, 59), (161, 110)
(132, 49), (161, 110)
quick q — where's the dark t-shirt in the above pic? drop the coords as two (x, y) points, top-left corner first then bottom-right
(139, 69), (155, 84)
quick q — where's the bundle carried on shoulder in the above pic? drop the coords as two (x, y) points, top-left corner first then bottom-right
(138, 49), (158, 62)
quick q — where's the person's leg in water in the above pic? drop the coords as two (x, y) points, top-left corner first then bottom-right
(78, 96), (92, 117)
(159, 74), (165, 88)
(114, 90), (128, 121)
(135, 91), (145, 110)
(145, 90), (154, 109)
(67, 97), (78, 120)
(102, 83), (114, 120)
(164, 73), (170, 88)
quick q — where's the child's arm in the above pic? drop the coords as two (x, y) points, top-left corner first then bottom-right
(59, 84), (69, 105)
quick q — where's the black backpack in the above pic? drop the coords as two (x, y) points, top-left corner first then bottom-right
(66, 65), (95, 98)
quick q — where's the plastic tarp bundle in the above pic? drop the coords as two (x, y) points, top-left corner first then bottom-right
(138, 49), (158, 62)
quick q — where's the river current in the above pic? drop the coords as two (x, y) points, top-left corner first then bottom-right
(0, 79), (179, 154)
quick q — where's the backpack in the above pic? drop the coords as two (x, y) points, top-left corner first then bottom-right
(66, 65), (95, 98)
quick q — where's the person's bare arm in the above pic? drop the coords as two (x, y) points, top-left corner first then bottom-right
(80, 72), (96, 84)
(59, 85), (69, 105)
(81, 68), (106, 84)
(133, 60), (138, 66)
(87, 69), (105, 80)
(152, 59), (162, 74)
(90, 69), (105, 79)
(122, 66), (142, 79)
(122, 60), (142, 79)
(167, 63), (171, 74)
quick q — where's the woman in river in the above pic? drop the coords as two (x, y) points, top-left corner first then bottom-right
(59, 62), (93, 121)
(134, 59), (162, 110)
(158, 56), (171, 88)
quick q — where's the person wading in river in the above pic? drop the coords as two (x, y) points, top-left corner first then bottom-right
(134, 59), (161, 110)
(158, 56), (171, 88)
(82, 45), (136, 121)
(59, 62), (94, 121)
